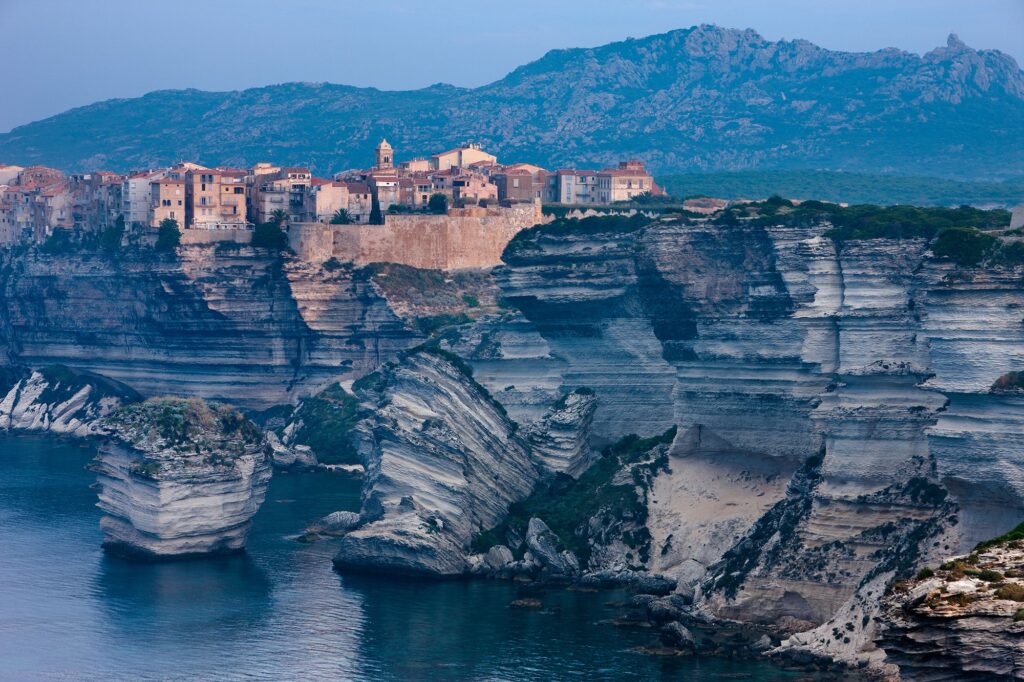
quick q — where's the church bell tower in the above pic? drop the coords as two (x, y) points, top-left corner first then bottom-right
(375, 138), (394, 170)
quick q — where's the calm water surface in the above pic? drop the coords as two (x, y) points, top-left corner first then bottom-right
(0, 435), (839, 681)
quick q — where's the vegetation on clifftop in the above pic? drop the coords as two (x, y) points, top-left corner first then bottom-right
(107, 397), (261, 452)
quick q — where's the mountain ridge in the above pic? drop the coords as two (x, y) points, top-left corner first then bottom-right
(2, 24), (1022, 178)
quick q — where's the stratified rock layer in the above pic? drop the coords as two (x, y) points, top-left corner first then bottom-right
(0, 365), (139, 436)
(333, 351), (539, 576)
(491, 216), (1024, 667)
(93, 398), (272, 558)
(0, 246), (419, 409)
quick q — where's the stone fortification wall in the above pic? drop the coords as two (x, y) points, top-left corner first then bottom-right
(179, 228), (253, 246)
(289, 202), (548, 269)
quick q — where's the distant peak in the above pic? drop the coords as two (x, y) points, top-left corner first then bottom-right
(946, 33), (967, 49)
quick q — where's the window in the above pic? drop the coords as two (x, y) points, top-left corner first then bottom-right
(512, 178), (519, 188)
(201, 183), (206, 191)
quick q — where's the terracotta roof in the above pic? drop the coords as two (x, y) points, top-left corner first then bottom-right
(556, 169), (597, 176)
(155, 177), (185, 184)
(344, 182), (370, 194)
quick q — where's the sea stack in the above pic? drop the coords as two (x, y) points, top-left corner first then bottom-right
(93, 398), (272, 558)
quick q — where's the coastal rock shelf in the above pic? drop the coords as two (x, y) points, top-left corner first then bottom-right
(878, 533), (1024, 680)
(93, 398), (271, 558)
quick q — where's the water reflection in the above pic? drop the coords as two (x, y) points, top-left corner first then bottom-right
(94, 552), (274, 642)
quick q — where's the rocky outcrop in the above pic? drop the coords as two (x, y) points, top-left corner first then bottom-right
(878, 532), (1024, 680)
(332, 350), (540, 576)
(92, 398), (271, 558)
(0, 365), (139, 436)
(0, 246), (419, 409)
(525, 388), (597, 477)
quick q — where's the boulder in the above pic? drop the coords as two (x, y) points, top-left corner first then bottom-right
(660, 622), (696, 650)
(525, 517), (579, 576)
(484, 544), (515, 571)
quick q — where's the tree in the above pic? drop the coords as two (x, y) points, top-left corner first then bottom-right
(428, 192), (449, 214)
(101, 214), (125, 252)
(252, 222), (288, 250)
(156, 218), (181, 251)
(330, 208), (352, 225)
(369, 193), (383, 225)
(270, 208), (289, 226)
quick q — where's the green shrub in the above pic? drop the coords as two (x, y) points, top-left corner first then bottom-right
(996, 584), (1024, 602)
(40, 230), (75, 254)
(290, 384), (361, 465)
(252, 222), (288, 250)
(156, 218), (181, 251)
(101, 215), (125, 251)
(932, 227), (998, 266)
(428, 193), (448, 214)
(978, 569), (1005, 582)
(1015, 608), (1024, 621)
(916, 567), (935, 580)
(461, 293), (480, 308)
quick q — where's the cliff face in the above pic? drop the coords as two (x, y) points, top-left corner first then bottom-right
(93, 398), (272, 558)
(333, 351), (540, 576)
(488, 216), (1024, 665)
(0, 246), (419, 408)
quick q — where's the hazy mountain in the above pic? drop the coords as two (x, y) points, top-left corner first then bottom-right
(1, 25), (1022, 178)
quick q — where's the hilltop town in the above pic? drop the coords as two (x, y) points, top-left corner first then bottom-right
(0, 141), (662, 268)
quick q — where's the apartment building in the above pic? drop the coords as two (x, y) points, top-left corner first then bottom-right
(150, 174), (186, 227)
(596, 160), (656, 203)
(185, 168), (248, 228)
(252, 167), (311, 224)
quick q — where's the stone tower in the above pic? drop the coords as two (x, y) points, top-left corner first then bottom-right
(375, 139), (394, 170)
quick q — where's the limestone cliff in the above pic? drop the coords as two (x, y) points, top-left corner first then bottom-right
(93, 398), (272, 558)
(0, 364), (139, 437)
(0, 245), (419, 409)
(333, 350), (540, 576)
(483, 212), (1024, 668)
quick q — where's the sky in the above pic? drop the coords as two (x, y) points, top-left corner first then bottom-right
(2, 0), (1022, 133)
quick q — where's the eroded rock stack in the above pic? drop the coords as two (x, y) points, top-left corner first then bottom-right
(93, 398), (271, 558)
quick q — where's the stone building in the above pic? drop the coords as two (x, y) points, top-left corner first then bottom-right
(430, 143), (497, 171)
(185, 168), (248, 228)
(150, 175), (186, 227)
(596, 160), (657, 203)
